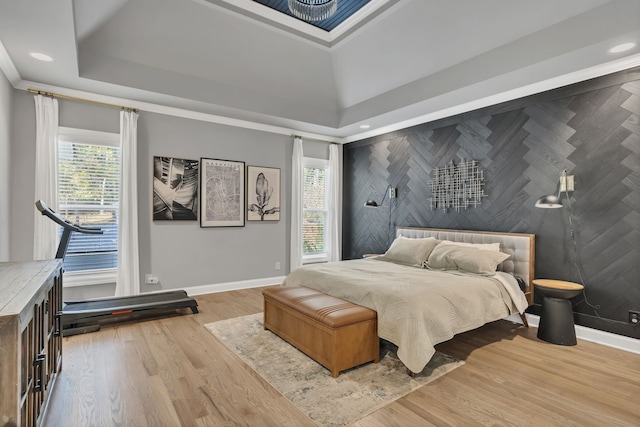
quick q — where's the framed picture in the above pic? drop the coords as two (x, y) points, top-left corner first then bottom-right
(153, 156), (199, 220)
(200, 158), (245, 227)
(246, 166), (281, 221)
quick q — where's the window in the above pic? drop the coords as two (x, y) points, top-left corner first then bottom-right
(57, 127), (120, 284)
(303, 158), (330, 263)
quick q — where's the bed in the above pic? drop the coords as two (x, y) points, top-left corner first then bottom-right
(282, 227), (535, 374)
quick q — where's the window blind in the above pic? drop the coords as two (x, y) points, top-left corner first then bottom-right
(58, 140), (120, 272)
(303, 165), (327, 256)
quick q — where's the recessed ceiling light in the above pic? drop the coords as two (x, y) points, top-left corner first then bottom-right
(359, 124), (371, 129)
(30, 52), (53, 62)
(609, 43), (636, 53)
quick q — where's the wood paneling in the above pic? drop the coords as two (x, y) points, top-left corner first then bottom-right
(344, 67), (640, 337)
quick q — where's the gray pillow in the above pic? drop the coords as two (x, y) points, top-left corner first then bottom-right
(425, 244), (510, 275)
(377, 236), (441, 267)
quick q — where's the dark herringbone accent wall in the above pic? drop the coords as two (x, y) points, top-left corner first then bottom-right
(344, 68), (640, 337)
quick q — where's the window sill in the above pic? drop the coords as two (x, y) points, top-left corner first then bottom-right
(63, 269), (117, 288)
(303, 254), (328, 265)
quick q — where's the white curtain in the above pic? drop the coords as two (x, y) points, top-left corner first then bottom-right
(115, 110), (140, 297)
(328, 143), (342, 262)
(33, 95), (59, 260)
(290, 136), (304, 271)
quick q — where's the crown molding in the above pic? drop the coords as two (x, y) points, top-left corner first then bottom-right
(0, 40), (21, 86)
(0, 35), (341, 142)
(15, 79), (343, 143)
(4, 37), (639, 145)
(344, 53), (640, 143)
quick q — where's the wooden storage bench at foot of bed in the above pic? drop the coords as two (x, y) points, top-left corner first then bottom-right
(263, 285), (379, 378)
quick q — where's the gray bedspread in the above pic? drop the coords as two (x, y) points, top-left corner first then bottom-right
(282, 258), (519, 373)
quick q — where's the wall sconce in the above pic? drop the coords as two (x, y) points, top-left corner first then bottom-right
(534, 169), (601, 315)
(364, 185), (396, 208)
(535, 170), (574, 208)
(365, 184), (397, 248)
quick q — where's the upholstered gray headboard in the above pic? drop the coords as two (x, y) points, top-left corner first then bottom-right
(397, 227), (535, 305)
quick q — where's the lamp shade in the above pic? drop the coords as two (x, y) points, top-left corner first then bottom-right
(365, 185), (396, 208)
(535, 194), (563, 209)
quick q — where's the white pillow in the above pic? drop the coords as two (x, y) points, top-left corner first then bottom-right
(438, 240), (501, 252)
(377, 236), (441, 267)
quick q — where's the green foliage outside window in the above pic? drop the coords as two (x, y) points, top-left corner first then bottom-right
(303, 166), (327, 256)
(58, 142), (120, 213)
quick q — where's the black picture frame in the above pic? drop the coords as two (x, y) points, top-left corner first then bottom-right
(199, 158), (245, 227)
(246, 165), (281, 221)
(153, 156), (199, 221)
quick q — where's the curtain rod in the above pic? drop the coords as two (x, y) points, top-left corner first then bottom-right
(292, 134), (339, 144)
(27, 89), (139, 112)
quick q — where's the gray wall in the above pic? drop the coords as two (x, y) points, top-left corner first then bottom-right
(8, 89), (330, 296)
(138, 111), (291, 292)
(344, 67), (640, 339)
(302, 139), (330, 160)
(0, 70), (11, 262)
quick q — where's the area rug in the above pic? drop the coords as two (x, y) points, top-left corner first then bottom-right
(204, 313), (464, 427)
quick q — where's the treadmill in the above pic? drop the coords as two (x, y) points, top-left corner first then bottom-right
(36, 200), (198, 336)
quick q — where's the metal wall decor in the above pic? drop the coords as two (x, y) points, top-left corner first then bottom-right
(428, 160), (487, 212)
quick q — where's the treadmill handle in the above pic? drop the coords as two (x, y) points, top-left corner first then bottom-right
(35, 200), (104, 235)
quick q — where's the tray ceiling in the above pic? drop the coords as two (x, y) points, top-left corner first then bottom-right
(0, 0), (639, 140)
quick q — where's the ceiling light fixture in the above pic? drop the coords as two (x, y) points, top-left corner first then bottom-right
(360, 124), (371, 129)
(609, 42), (636, 53)
(288, 0), (337, 22)
(30, 52), (53, 62)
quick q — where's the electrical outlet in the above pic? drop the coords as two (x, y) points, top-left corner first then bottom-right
(630, 310), (640, 325)
(145, 274), (159, 284)
(275, 262), (281, 271)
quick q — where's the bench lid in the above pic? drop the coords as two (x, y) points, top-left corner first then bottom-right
(264, 286), (376, 328)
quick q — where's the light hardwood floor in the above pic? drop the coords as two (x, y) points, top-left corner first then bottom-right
(44, 287), (640, 427)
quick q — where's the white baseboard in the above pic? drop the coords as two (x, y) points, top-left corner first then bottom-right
(181, 276), (285, 297)
(505, 313), (640, 355)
